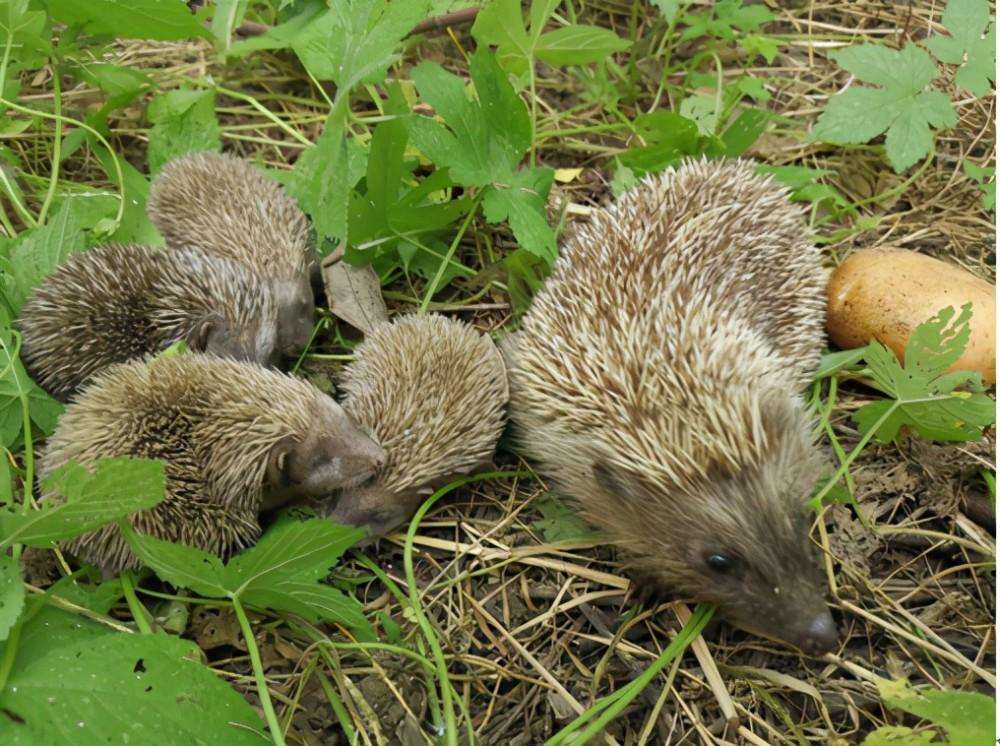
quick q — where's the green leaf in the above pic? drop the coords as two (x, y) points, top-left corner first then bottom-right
(0, 552), (23, 640)
(0, 328), (63, 449)
(618, 111), (701, 174)
(408, 48), (556, 262)
(852, 304), (996, 443)
(146, 87), (221, 175)
(866, 678), (996, 745)
(346, 112), (470, 280)
(862, 726), (936, 745)
(1, 197), (88, 315)
(0, 631), (263, 743)
(471, 0), (538, 80)
(811, 43), (957, 172)
(925, 0), (995, 97)
(532, 495), (604, 543)
(812, 347), (866, 380)
(718, 107), (769, 156)
(505, 247), (551, 317)
(124, 529), (229, 598)
(0, 458), (166, 548)
(45, 0), (210, 41)
(226, 0), (326, 58)
(963, 159), (995, 211)
(482, 168), (556, 262)
(756, 164), (855, 218)
(651, 0), (683, 23)
(289, 0), (429, 88)
(210, 0), (248, 52)
(0, 1), (50, 74)
(534, 24), (631, 66)
(223, 519), (364, 592)
(286, 111), (352, 242)
(681, 0), (773, 42)
(126, 517), (371, 634)
(609, 160), (639, 197)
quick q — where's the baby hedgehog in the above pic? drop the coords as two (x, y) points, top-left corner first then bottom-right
(40, 353), (385, 572)
(504, 158), (837, 654)
(322, 315), (508, 536)
(19, 243), (279, 401)
(147, 151), (315, 358)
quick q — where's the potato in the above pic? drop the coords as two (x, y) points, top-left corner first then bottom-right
(827, 248), (995, 386)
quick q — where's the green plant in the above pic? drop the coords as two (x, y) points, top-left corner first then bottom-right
(811, 0), (994, 172)
(862, 678), (995, 745)
(809, 304), (995, 511)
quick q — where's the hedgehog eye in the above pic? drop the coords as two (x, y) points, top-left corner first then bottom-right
(705, 553), (738, 575)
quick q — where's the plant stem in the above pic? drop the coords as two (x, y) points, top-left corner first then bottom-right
(231, 594), (286, 746)
(36, 65), (62, 225)
(419, 192), (481, 314)
(0, 97), (125, 225)
(404, 470), (526, 744)
(120, 572), (154, 634)
(0, 618), (22, 692)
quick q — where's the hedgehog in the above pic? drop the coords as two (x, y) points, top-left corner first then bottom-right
(503, 158), (838, 655)
(39, 353), (386, 573)
(19, 243), (280, 401)
(147, 151), (316, 358)
(320, 315), (508, 537)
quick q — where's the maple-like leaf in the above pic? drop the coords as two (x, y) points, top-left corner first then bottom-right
(811, 43), (956, 172)
(925, 0), (996, 98)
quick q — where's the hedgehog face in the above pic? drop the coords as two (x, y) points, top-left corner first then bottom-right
(265, 396), (385, 501)
(274, 276), (316, 357)
(322, 483), (426, 539)
(587, 428), (836, 656)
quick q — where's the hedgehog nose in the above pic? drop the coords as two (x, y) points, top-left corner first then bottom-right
(800, 610), (837, 655)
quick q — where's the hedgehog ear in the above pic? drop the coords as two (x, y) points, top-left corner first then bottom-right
(187, 314), (221, 351)
(593, 460), (634, 500)
(265, 438), (293, 488)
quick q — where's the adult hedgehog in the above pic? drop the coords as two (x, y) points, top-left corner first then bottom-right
(19, 243), (279, 401)
(323, 315), (508, 536)
(504, 159), (837, 654)
(147, 152), (315, 358)
(40, 354), (385, 572)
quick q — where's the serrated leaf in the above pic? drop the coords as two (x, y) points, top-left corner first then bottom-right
(408, 48), (556, 262)
(870, 678), (996, 745)
(289, 0), (429, 88)
(482, 168), (556, 261)
(925, 0), (996, 97)
(0, 552), (24, 640)
(45, 0), (210, 41)
(812, 43), (957, 172)
(146, 87), (221, 175)
(1, 197), (87, 314)
(287, 112), (352, 242)
(532, 495), (604, 544)
(534, 25), (631, 66)
(0, 329), (63, 449)
(618, 110), (701, 173)
(126, 517), (370, 633)
(0, 631), (262, 743)
(0, 458), (166, 548)
(852, 304), (996, 443)
(124, 529), (229, 598)
(223, 519), (365, 593)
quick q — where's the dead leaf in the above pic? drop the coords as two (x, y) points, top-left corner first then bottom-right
(322, 243), (389, 334)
